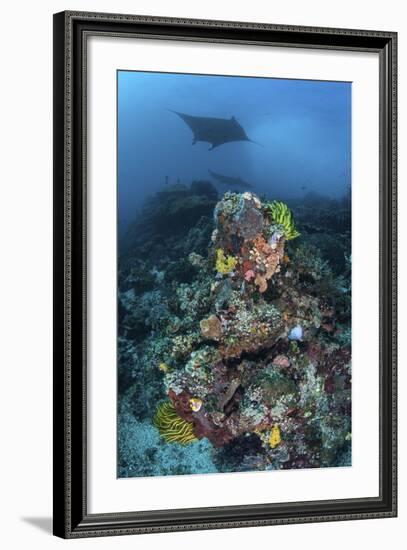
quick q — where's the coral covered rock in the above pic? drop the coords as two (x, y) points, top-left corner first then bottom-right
(118, 187), (351, 476)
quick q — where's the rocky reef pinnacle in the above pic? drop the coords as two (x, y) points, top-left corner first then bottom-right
(118, 184), (351, 475)
(159, 191), (351, 468)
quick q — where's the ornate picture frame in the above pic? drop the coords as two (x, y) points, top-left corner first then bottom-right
(53, 11), (397, 538)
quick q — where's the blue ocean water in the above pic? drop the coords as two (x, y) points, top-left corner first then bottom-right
(117, 70), (352, 478)
(117, 70), (351, 232)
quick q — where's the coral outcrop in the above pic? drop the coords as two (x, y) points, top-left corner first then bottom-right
(159, 192), (351, 468)
(118, 184), (351, 475)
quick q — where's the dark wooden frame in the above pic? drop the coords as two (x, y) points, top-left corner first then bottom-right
(53, 10), (397, 538)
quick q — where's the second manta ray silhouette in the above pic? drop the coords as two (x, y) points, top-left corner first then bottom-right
(170, 110), (262, 150)
(208, 169), (254, 189)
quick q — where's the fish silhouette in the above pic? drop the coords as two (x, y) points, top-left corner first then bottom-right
(208, 169), (254, 189)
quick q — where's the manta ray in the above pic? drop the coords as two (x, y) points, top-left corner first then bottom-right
(170, 110), (261, 150)
(208, 169), (254, 189)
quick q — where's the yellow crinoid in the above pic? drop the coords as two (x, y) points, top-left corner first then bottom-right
(266, 201), (300, 241)
(153, 401), (198, 445)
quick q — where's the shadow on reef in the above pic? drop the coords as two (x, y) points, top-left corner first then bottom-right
(118, 182), (352, 477)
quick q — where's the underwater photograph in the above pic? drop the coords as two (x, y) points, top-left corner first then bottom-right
(117, 70), (352, 478)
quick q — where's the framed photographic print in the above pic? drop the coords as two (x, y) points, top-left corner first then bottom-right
(53, 11), (397, 538)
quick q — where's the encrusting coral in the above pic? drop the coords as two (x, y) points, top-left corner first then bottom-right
(215, 248), (237, 274)
(269, 425), (281, 448)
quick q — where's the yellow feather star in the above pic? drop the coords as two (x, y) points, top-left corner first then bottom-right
(153, 401), (198, 445)
(267, 201), (300, 240)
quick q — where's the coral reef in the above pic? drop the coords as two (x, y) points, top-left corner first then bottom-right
(118, 398), (217, 477)
(118, 183), (351, 476)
